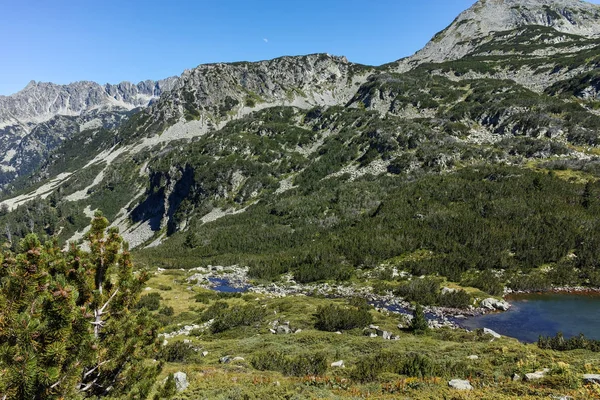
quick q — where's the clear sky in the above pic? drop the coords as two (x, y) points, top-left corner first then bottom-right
(1, 0), (599, 96)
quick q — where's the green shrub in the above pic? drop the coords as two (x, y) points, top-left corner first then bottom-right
(438, 289), (472, 308)
(158, 341), (196, 362)
(159, 306), (174, 316)
(409, 304), (428, 334)
(538, 332), (600, 352)
(251, 351), (327, 377)
(136, 292), (162, 311)
(210, 304), (266, 333)
(351, 352), (437, 382)
(394, 278), (440, 306)
(462, 270), (504, 296)
(200, 301), (229, 322)
(314, 303), (373, 332)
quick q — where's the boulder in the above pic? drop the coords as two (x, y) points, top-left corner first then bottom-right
(219, 356), (232, 364)
(331, 360), (345, 368)
(232, 357), (245, 362)
(442, 287), (457, 295)
(480, 298), (511, 311)
(202, 351), (209, 357)
(448, 379), (473, 390)
(512, 373), (521, 381)
(483, 328), (502, 338)
(276, 325), (292, 334)
(382, 331), (393, 340)
(173, 371), (189, 392)
(583, 374), (600, 383)
(525, 369), (549, 381)
(467, 355), (479, 360)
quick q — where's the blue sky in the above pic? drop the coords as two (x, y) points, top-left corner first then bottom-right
(0, 0), (598, 95)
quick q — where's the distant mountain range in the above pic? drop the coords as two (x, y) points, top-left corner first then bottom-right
(0, 0), (599, 274)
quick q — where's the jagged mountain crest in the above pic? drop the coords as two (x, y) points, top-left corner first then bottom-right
(405, 0), (600, 64)
(0, 77), (178, 129)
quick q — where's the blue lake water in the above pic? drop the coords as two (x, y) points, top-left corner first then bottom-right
(208, 278), (249, 293)
(460, 293), (600, 343)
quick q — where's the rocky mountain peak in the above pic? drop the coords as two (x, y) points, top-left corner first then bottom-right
(406, 0), (600, 64)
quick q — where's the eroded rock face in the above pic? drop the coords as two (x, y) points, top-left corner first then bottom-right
(406, 0), (600, 64)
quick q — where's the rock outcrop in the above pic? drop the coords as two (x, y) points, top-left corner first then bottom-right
(405, 0), (600, 65)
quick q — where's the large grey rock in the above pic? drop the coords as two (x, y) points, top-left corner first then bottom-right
(525, 368), (550, 381)
(277, 325), (292, 334)
(481, 298), (511, 311)
(331, 360), (345, 368)
(583, 374), (600, 383)
(483, 328), (502, 339)
(448, 379), (473, 390)
(173, 371), (189, 392)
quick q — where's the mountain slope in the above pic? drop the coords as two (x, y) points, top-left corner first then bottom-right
(406, 0), (600, 65)
(0, 77), (177, 190)
(0, 1), (599, 289)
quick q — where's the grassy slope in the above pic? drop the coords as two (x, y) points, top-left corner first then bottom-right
(143, 270), (600, 400)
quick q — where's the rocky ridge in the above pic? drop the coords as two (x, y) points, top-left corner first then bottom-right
(403, 0), (600, 65)
(0, 77), (177, 190)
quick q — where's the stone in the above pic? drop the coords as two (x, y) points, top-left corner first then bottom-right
(331, 360), (345, 368)
(369, 333), (378, 338)
(512, 373), (521, 382)
(220, 356), (232, 364)
(467, 355), (479, 360)
(232, 357), (245, 362)
(442, 287), (457, 295)
(382, 331), (393, 340)
(483, 328), (502, 338)
(525, 370), (548, 381)
(276, 325), (292, 334)
(202, 351), (209, 357)
(480, 298), (511, 311)
(448, 379), (473, 390)
(173, 371), (189, 392)
(583, 374), (600, 383)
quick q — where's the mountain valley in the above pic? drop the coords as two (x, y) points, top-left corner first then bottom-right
(2, 0), (600, 398)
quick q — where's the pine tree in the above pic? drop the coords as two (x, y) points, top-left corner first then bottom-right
(0, 211), (161, 399)
(409, 303), (429, 334)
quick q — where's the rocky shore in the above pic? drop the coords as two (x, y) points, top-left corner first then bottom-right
(184, 266), (513, 331)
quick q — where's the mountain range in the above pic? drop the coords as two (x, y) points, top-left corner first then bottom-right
(0, 0), (599, 276)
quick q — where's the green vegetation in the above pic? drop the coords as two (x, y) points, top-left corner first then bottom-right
(314, 302), (373, 332)
(0, 212), (160, 399)
(538, 332), (600, 352)
(409, 304), (429, 334)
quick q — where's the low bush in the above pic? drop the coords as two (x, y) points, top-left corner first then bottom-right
(210, 304), (266, 333)
(251, 351), (327, 377)
(538, 332), (600, 352)
(199, 301), (228, 322)
(351, 352), (438, 382)
(438, 289), (472, 308)
(314, 303), (373, 332)
(158, 341), (196, 362)
(136, 292), (162, 311)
